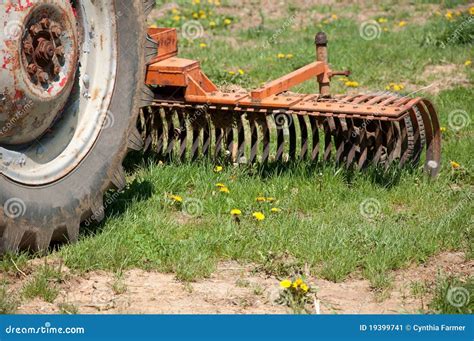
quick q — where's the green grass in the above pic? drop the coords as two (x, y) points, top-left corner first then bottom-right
(428, 274), (473, 314)
(24, 1), (474, 296)
(21, 264), (64, 303)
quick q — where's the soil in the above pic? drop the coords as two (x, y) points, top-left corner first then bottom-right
(14, 251), (472, 314)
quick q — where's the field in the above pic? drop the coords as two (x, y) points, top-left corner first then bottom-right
(1, 0), (473, 314)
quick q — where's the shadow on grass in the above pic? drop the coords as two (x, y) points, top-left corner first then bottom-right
(80, 178), (154, 237)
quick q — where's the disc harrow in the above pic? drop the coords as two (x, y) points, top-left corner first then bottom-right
(140, 28), (441, 176)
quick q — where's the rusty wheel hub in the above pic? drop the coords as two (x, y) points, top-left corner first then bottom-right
(23, 17), (66, 87)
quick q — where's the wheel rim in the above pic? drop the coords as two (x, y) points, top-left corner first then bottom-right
(0, 0), (117, 185)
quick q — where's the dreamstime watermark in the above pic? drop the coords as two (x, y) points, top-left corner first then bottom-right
(262, 14), (296, 48)
(274, 112), (293, 130)
(359, 20), (382, 41)
(5, 322), (85, 335)
(3, 197), (26, 219)
(0, 99), (34, 138)
(182, 20), (204, 40)
(182, 198), (204, 217)
(359, 198), (381, 219)
(447, 286), (470, 308)
(448, 109), (470, 131)
(84, 191), (121, 226)
(440, 16), (474, 48)
(4, 20), (24, 40)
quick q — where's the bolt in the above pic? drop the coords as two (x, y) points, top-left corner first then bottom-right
(55, 46), (65, 58)
(50, 22), (62, 38)
(23, 40), (34, 55)
(27, 63), (38, 75)
(39, 18), (50, 29)
(53, 65), (61, 76)
(29, 23), (42, 36)
(37, 71), (49, 84)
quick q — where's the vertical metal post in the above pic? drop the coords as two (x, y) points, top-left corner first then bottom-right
(315, 32), (330, 97)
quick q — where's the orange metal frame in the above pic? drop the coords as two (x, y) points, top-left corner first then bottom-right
(145, 28), (331, 102)
(144, 28), (407, 119)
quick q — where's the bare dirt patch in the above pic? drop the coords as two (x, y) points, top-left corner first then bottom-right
(419, 64), (471, 94)
(14, 251), (472, 315)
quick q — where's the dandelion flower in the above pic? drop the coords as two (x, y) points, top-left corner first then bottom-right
(216, 183), (226, 188)
(256, 197), (266, 202)
(192, 12), (199, 19)
(331, 14), (338, 20)
(214, 165), (223, 173)
(465, 60), (472, 66)
(224, 18), (232, 25)
(171, 8), (180, 15)
(266, 197), (276, 203)
(209, 21), (217, 28)
(440, 127), (446, 133)
(293, 278), (303, 288)
(199, 43), (207, 48)
(378, 18), (387, 23)
(470, 7), (474, 16)
(252, 212), (265, 221)
(286, 54), (294, 59)
(398, 20), (407, 27)
(172, 15), (181, 21)
(219, 186), (230, 193)
(300, 283), (309, 293)
(445, 11), (453, 20)
(271, 208), (281, 213)
(238, 69), (245, 75)
(169, 194), (183, 203)
(345, 81), (359, 88)
(192, 0), (200, 4)
(230, 209), (242, 216)
(280, 279), (292, 288)
(450, 161), (461, 169)
(228, 71), (236, 75)
(277, 53), (286, 59)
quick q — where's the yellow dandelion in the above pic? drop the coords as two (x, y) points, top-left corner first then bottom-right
(252, 212), (265, 221)
(169, 194), (183, 203)
(450, 161), (461, 169)
(228, 71), (236, 75)
(465, 60), (472, 66)
(219, 186), (230, 193)
(383, 27), (389, 32)
(445, 11), (453, 20)
(331, 14), (338, 20)
(378, 18), (387, 23)
(238, 69), (245, 75)
(280, 279), (292, 288)
(256, 197), (266, 202)
(440, 127), (447, 133)
(192, 12), (199, 19)
(224, 18), (232, 25)
(286, 54), (294, 59)
(293, 278), (304, 288)
(300, 283), (309, 293)
(214, 165), (223, 173)
(216, 183), (226, 188)
(172, 15), (181, 21)
(271, 208), (281, 213)
(398, 20), (407, 27)
(266, 197), (276, 203)
(230, 209), (242, 216)
(345, 81), (359, 88)
(277, 53), (286, 59)
(192, 0), (200, 4)
(209, 21), (217, 28)
(199, 43), (207, 48)
(470, 7), (474, 16)
(171, 8), (180, 15)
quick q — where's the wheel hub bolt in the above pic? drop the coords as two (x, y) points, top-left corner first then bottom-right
(29, 23), (42, 36)
(23, 40), (34, 55)
(37, 71), (49, 84)
(55, 46), (65, 58)
(27, 63), (38, 75)
(39, 18), (51, 29)
(50, 23), (62, 38)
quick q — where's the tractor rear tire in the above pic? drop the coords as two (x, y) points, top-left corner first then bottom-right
(0, 0), (154, 253)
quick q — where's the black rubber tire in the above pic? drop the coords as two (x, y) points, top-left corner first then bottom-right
(0, 0), (154, 253)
